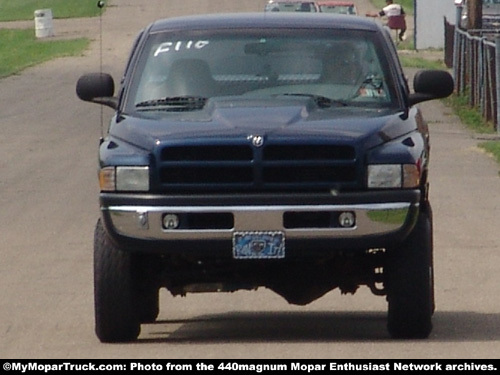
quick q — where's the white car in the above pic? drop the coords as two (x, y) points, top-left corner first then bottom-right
(265, 0), (320, 12)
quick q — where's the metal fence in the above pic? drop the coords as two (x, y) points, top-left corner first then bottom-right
(448, 16), (500, 134)
(453, 26), (499, 132)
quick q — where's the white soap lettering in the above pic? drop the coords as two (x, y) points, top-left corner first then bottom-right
(153, 40), (209, 56)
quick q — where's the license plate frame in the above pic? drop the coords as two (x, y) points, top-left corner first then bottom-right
(232, 231), (285, 259)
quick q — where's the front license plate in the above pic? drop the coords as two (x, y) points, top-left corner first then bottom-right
(233, 231), (285, 259)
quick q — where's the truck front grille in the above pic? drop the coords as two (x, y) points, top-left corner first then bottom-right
(156, 143), (358, 192)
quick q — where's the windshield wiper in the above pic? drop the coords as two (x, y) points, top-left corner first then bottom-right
(135, 96), (208, 111)
(280, 93), (348, 108)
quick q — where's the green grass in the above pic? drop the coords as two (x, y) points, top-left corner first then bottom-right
(443, 93), (495, 134)
(0, 0), (99, 77)
(399, 55), (446, 70)
(0, 29), (89, 78)
(0, 0), (103, 21)
(479, 141), (500, 166)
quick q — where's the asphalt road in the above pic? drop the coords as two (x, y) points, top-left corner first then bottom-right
(0, 0), (499, 359)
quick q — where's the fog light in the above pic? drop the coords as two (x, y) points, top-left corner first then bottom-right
(339, 212), (356, 228)
(163, 214), (180, 229)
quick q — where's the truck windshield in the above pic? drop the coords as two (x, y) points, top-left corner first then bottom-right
(126, 29), (396, 112)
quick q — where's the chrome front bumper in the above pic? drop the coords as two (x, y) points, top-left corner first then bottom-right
(103, 202), (414, 241)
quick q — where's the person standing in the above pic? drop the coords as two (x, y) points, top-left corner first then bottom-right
(367, 0), (407, 42)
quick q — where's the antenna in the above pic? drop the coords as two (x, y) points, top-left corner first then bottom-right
(97, 1), (106, 138)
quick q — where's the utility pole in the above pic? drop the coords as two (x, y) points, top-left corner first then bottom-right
(468, 0), (483, 29)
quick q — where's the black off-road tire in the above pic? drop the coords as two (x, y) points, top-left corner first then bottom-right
(386, 205), (434, 339)
(94, 219), (141, 342)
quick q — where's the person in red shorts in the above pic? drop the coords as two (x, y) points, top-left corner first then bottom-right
(367, 0), (407, 41)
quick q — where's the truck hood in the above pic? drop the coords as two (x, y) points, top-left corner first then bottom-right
(110, 97), (415, 151)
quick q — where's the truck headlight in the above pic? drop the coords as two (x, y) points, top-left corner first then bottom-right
(99, 166), (150, 191)
(367, 164), (420, 189)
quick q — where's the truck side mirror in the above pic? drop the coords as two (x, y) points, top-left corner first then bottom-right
(408, 70), (454, 106)
(76, 73), (117, 109)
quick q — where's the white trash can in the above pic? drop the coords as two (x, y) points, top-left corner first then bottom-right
(34, 9), (54, 38)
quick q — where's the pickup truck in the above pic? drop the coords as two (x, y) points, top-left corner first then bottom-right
(77, 12), (454, 342)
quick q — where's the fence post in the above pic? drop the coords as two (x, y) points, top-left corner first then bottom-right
(496, 36), (500, 134)
(453, 5), (462, 89)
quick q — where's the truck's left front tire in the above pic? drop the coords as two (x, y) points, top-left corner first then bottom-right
(386, 205), (434, 339)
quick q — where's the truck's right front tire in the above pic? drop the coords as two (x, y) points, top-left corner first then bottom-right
(94, 220), (141, 343)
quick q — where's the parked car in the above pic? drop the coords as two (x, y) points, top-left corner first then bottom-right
(77, 12), (454, 342)
(316, 1), (358, 15)
(265, 0), (320, 12)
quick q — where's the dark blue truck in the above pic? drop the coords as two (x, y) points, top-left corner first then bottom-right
(77, 12), (454, 342)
